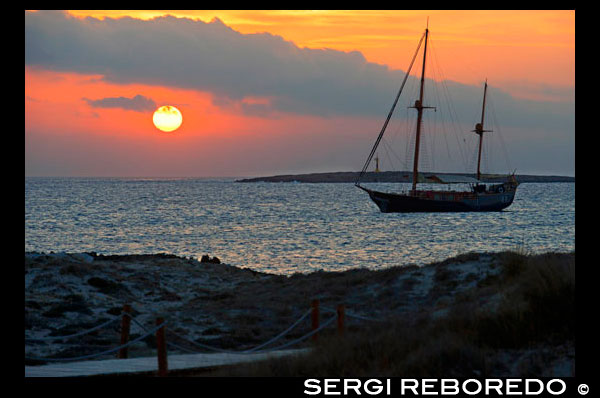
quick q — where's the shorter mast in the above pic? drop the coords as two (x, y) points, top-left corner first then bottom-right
(473, 79), (492, 180)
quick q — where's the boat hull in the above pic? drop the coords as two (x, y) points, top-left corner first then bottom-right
(359, 186), (516, 213)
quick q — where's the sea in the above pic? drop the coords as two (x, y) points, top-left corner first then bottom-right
(25, 178), (574, 275)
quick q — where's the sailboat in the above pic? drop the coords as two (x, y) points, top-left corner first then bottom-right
(356, 24), (518, 213)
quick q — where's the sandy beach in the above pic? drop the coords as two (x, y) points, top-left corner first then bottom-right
(25, 250), (574, 376)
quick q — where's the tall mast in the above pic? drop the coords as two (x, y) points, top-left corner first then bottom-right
(473, 79), (492, 180)
(355, 30), (425, 186)
(411, 23), (434, 193)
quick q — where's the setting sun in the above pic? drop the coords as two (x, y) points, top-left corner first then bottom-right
(152, 105), (182, 132)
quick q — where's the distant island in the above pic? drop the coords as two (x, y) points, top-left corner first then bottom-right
(236, 171), (575, 184)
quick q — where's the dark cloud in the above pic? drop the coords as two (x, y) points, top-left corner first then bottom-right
(25, 11), (572, 127)
(83, 94), (156, 112)
(25, 11), (396, 117)
(25, 12), (571, 122)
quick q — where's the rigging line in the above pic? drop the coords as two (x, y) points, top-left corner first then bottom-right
(433, 104), (438, 170)
(428, 53), (439, 171)
(406, 116), (418, 172)
(428, 48), (453, 166)
(381, 137), (405, 170)
(404, 118), (413, 171)
(401, 79), (418, 172)
(356, 30), (426, 185)
(444, 77), (469, 171)
(420, 119), (429, 171)
(429, 35), (469, 170)
(487, 92), (512, 172)
(470, 137), (480, 172)
(388, 101), (408, 147)
(380, 138), (394, 171)
(483, 135), (489, 174)
(428, 71), (440, 171)
(437, 86), (453, 163)
(380, 106), (405, 170)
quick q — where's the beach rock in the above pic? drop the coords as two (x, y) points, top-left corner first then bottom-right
(200, 255), (221, 264)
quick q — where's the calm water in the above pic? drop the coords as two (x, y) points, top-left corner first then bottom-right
(25, 178), (574, 275)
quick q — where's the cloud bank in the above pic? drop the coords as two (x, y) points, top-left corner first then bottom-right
(83, 94), (156, 112)
(25, 11), (572, 129)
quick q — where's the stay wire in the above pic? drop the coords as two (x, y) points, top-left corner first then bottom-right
(356, 30), (425, 185)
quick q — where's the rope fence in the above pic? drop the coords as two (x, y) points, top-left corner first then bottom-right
(25, 320), (167, 363)
(25, 300), (385, 375)
(25, 315), (121, 343)
(162, 308), (313, 354)
(321, 305), (387, 323)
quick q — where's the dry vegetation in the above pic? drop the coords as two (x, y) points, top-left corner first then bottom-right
(190, 251), (575, 377)
(25, 250), (574, 376)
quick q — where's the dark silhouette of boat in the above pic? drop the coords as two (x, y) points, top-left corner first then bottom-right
(358, 180), (517, 213)
(356, 22), (518, 213)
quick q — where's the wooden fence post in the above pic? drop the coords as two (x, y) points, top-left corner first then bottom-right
(337, 304), (345, 337)
(156, 317), (168, 377)
(118, 304), (131, 359)
(311, 299), (319, 342)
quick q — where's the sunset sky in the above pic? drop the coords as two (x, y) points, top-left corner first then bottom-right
(25, 10), (575, 177)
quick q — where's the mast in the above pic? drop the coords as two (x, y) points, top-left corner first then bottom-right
(355, 31), (426, 186)
(410, 24), (434, 193)
(473, 79), (492, 180)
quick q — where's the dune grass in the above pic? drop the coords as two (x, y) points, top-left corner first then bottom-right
(190, 251), (574, 377)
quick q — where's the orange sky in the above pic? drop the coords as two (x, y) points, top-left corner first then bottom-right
(25, 10), (575, 177)
(67, 10), (574, 100)
(25, 66), (377, 139)
(25, 64), (380, 176)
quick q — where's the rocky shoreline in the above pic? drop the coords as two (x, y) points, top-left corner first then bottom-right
(25, 251), (574, 376)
